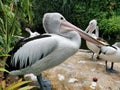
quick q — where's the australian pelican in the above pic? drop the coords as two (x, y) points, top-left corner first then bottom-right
(99, 42), (120, 73)
(25, 28), (40, 37)
(14, 28), (40, 39)
(3, 13), (104, 89)
(85, 19), (100, 60)
(85, 20), (108, 61)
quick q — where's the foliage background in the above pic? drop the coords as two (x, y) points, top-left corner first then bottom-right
(0, 0), (120, 55)
(32, 0), (120, 40)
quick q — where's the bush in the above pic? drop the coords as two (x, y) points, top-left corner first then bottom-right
(0, 0), (33, 56)
(0, 1), (22, 55)
(99, 16), (120, 40)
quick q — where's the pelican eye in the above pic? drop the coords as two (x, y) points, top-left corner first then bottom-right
(60, 17), (64, 20)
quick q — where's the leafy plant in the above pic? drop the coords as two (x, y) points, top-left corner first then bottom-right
(0, 67), (35, 90)
(0, 68), (9, 73)
(99, 16), (120, 40)
(0, 0), (33, 56)
(0, 0), (21, 55)
(0, 79), (35, 90)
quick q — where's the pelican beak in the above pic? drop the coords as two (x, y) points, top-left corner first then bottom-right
(61, 21), (105, 46)
(85, 24), (91, 33)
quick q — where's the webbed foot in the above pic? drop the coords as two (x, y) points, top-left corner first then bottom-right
(37, 75), (52, 90)
(106, 68), (118, 73)
(40, 79), (52, 90)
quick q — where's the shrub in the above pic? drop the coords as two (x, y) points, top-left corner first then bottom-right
(99, 16), (120, 40)
(0, 1), (22, 56)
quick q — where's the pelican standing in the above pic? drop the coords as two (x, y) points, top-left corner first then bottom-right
(85, 19), (100, 60)
(3, 13), (103, 89)
(99, 42), (120, 73)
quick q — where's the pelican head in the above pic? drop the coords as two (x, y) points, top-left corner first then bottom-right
(43, 13), (77, 35)
(89, 19), (97, 26)
(43, 12), (104, 45)
(85, 19), (97, 33)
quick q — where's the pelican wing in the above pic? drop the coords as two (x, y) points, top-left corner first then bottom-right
(6, 34), (58, 71)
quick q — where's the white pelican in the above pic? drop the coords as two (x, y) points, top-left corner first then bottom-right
(3, 13), (104, 89)
(85, 20), (108, 61)
(99, 43), (120, 73)
(25, 27), (40, 37)
(85, 20), (100, 61)
(14, 28), (40, 39)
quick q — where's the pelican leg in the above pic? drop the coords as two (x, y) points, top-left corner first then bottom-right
(110, 62), (114, 70)
(96, 55), (100, 60)
(90, 51), (96, 61)
(105, 62), (117, 73)
(37, 74), (52, 90)
(105, 61), (108, 70)
(91, 52), (94, 60)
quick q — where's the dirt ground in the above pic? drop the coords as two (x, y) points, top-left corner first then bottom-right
(43, 49), (120, 90)
(1, 49), (120, 90)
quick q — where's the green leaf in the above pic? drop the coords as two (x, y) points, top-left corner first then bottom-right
(0, 68), (9, 73)
(6, 80), (31, 90)
(18, 86), (36, 90)
(0, 54), (10, 57)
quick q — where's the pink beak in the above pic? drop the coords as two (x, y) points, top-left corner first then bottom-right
(61, 21), (105, 46)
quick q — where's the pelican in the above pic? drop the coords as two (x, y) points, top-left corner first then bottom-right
(85, 19), (100, 60)
(25, 27), (40, 37)
(14, 28), (40, 39)
(85, 20), (108, 61)
(3, 13), (104, 89)
(99, 42), (120, 73)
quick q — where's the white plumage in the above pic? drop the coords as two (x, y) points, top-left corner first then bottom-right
(100, 46), (117, 55)
(12, 36), (57, 69)
(24, 73), (37, 81)
(10, 34), (79, 75)
(100, 46), (120, 62)
(25, 28), (40, 37)
(98, 43), (120, 72)
(85, 19), (100, 60)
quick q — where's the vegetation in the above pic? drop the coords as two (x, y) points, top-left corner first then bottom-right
(0, 0), (33, 56)
(0, 79), (35, 90)
(0, 0), (120, 55)
(99, 16), (120, 40)
(32, 0), (120, 33)
(0, 0), (20, 55)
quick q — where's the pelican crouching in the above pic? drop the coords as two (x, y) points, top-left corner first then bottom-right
(99, 43), (120, 73)
(3, 13), (104, 90)
(25, 27), (40, 37)
(14, 28), (40, 40)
